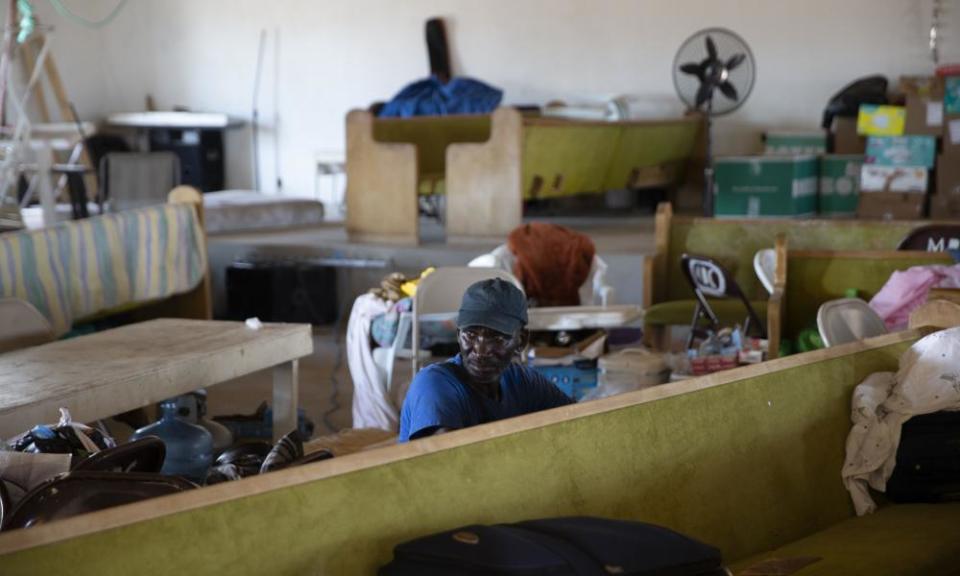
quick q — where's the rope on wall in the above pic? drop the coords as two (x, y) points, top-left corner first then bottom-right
(46, 0), (129, 29)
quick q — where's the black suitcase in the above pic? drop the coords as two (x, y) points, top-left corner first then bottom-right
(380, 516), (727, 576)
(886, 411), (960, 503)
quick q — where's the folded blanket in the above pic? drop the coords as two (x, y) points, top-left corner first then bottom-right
(508, 223), (595, 307)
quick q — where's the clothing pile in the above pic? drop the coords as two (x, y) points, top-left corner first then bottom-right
(842, 327), (960, 515)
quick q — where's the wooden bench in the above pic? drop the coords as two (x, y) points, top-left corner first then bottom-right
(2, 329), (957, 575)
(771, 249), (954, 349)
(346, 109), (703, 243)
(643, 202), (928, 350)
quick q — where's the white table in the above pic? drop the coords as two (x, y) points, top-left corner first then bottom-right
(0, 319), (312, 442)
(418, 304), (644, 331)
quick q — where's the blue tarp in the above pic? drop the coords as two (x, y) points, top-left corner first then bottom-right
(378, 75), (503, 118)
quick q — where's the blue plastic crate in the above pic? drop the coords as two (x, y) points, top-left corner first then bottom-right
(531, 363), (598, 401)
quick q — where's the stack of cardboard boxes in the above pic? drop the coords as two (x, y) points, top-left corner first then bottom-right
(714, 131), (858, 219)
(714, 71), (960, 220)
(932, 74), (960, 218)
(853, 73), (960, 220)
(855, 102), (930, 219)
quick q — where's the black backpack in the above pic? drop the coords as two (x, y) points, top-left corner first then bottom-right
(886, 411), (960, 503)
(380, 516), (728, 575)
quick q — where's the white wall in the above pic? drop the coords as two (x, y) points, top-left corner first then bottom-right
(22, 0), (960, 198)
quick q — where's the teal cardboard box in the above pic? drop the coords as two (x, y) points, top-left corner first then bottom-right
(764, 131), (827, 155)
(714, 155), (818, 218)
(819, 155), (863, 217)
(945, 76), (960, 115)
(865, 135), (936, 167)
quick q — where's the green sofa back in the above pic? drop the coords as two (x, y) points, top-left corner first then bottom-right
(521, 122), (621, 199)
(0, 331), (926, 575)
(521, 117), (701, 199)
(663, 217), (923, 302)
(783, 250), (953, 341)
(372, 114), (492, 181)
(372, 113), (701, 200)
(603, 119), (702, 190)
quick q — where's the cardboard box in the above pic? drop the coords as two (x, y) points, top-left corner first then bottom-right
(938, 153), (960, 196)
(857, 192), (925, 220)
(833, 116), (866, 154)
(901, 75), (944, 136)
(945, 76), (960, 115)
(865, 135), (936, 167)
(714, 155), (817, 218)
(764, 131), (827, 155)
(944, 114), (960, 155)
(860, 165), (929, 193)
(819, 155), (863, 217)
(929, 194), (960, 220)
(857, 105), (906, 136)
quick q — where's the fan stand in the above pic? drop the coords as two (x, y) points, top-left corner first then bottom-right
(703, 99), (715, 217)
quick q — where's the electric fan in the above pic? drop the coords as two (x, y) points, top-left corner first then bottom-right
(673, 28), (756, 216)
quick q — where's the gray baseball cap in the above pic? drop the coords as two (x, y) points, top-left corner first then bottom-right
(457, 278), (527, 335)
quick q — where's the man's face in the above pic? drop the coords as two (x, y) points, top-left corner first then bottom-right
(457, 325), (526, 385)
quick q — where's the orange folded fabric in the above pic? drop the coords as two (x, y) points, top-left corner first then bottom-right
(507, 223), (595, 307)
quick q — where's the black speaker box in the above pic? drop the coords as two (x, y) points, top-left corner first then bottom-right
(148, 128), (225, 192)
(226, 261), (337, 325)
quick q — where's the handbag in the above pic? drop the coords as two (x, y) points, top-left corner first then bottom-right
(380, 516), (728, 576)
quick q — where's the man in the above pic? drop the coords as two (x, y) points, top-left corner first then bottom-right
(399, 278), (574, 442)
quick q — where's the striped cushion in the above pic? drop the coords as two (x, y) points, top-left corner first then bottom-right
(0, 204), (206, 335)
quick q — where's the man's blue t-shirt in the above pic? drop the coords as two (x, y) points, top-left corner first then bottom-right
(399, 355), (574, 442)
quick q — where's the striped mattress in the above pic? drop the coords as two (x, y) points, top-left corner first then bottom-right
(0, 203), (206, 335)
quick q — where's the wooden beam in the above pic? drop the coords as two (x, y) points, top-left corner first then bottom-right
(17, 39), (50, 123)
(644, 201), (672, 309)
(766, 233), (788, 360)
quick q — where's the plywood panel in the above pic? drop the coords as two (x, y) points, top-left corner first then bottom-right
(345, 110), (419, 244)
(446, 107), (524, 241)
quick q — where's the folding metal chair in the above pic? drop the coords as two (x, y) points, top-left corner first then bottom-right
(680, 253), (766, 350)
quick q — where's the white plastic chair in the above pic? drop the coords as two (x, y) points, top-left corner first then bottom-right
(370, 310), (417, 397)
(411, 267), (524, 373)
(816, 298), (888, 347)
(467, 244), (613, 306)
(753, 248), (777, 295)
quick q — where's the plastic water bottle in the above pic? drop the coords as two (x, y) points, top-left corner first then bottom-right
(131, 397), (213, 484)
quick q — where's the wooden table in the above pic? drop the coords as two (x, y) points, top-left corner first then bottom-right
(0, 319), (312, 442)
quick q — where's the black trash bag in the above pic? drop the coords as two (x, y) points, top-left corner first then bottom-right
(822, 75), (889, 130)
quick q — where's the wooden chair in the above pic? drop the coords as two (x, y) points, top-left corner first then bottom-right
(0, 298), (54, 355)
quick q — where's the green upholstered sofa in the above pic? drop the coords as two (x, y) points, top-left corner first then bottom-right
(2, 329), (958, 575)
(346, 109), (703, 243)
(643, 202), (930, 351)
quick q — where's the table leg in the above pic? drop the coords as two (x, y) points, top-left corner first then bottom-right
(272, 360), (299, 442)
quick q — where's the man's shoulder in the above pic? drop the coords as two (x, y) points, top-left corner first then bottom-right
(408, 361), (466, 397)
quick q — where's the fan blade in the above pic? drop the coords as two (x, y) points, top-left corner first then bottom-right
(705, 35), (718, 61)
(680, 62), (704, 79)
(695, 82), (714, 109)
(718, 81), (739, 101)
(726, 53), (746, 71)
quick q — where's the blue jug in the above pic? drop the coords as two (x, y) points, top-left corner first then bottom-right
(131, 397), (213, 484)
